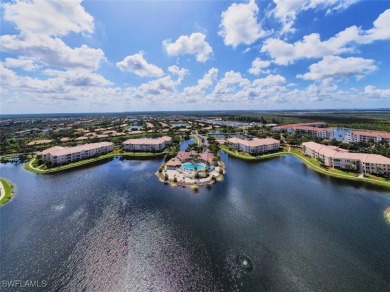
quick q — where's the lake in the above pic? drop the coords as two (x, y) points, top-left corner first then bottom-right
(0, 151), (389, 291)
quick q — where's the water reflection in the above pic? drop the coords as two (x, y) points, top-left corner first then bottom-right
(0, 154), (389, 291)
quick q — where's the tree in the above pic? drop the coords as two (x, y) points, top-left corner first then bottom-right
(351, 160), (359, 173)
(164, 173), (169, 181)
(317, 157), (324, 167)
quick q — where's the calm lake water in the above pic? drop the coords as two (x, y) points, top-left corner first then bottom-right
(330, 127), (354, 141)
(0, 151), (389, 291)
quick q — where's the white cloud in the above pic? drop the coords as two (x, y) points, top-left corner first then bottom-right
(4, 57), (40, 71)
(252, 74), (286, 87)
(214, 71), (250, 95)
(358, 9), (390, 44)
(138, 76), (176, 97)
(184, 68), (218, 96)
(219, 0), (265, 47)
(271, 0), (359, 34)
(163, 32), (212, 62)
(297, 55), (377, 81)
(44, 69), (112, 87)
(116, 52), (163, 77)
(168, 65), (188, 84)
(248, 57), (271, 75)
(262, 9), (390, 65)
(3, 0), (94, 36)
(0, 32), (105, 70)
(364, 85), (390, 99)
(1, 66), (111, 93)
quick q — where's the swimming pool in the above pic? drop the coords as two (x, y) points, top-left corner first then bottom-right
(182, 163), (206, 171)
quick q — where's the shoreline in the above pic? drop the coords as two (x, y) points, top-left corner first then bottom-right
(155, 160), (226, 188)
(21, 146), (390, 190)
(0, 178), (14, 206)
(220, 145), (288, 161)
(25, 151), (165, 174)
(221, 146), (390, 190)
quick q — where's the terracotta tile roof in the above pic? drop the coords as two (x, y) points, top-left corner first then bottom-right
(302, 142), (390, 164)
(200, 152), (214, 163)
(227, 137), (279, 147)
(351, 131), (390, 139)
(123, 136), (172, 145)
(42, 142), (113, 156)
(166, 157), (182, 166)
(176, 151), (191, 161)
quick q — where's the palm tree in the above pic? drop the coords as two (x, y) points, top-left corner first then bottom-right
(351, 160), (358, 173)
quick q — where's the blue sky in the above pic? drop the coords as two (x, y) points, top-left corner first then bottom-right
(1, 0), (390, 114)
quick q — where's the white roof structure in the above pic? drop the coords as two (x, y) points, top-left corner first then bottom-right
(41, 142), (113, 156)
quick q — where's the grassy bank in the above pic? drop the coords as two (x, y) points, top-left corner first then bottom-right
(221, 145), (390, 189)
(0, 178), (14, 206)
(287, 147), (390, 189)
(220, 145), (288, 161)
(190, 135), (200, 145)
(25, 151), (166, 174)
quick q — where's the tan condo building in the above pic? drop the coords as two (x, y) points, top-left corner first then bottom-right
(123, 136), (172, 152)
(302, 141), (390, 175)
(272, 122), (333, 140)
(41, 142), (114, 165)
(227, 137), (280, 154)
(344, 131), (390, 145)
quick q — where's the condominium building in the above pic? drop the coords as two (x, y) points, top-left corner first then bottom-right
(344, 131), (390, 145)
(302, 141), (390, 175)
(227, 137), (280, 154)
(41, 142), (114, 165)
(165, 151), (215, 170)
(123, 136), (172, 152)
(272, 122), (333, 140)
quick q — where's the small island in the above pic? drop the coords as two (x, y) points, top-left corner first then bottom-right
(0, 178), (14, 206)
(157, 150), (225, 188)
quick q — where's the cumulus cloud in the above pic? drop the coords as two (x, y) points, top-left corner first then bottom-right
(358, 9), (390, 43)
(248, 57), (271, 75)
(262, 9), (390, 65)
(271, 0), (359, 34)
(214, 71), (250, 95)
(364, 85), (390, 99)
(138, 76), (176, 96)
(3, 67), (110, 90)
(0, 32), (105, 70)
(4, 57), (40, 71)
(168, 65), (188, 84)
(116, 52), (163, 77)
(163, 32), (212, 62)
(297, 55), (377, 81)
(3, 0), (94, 36)
(46, 69), (112, 87)
(219, 0), (265, 47)
(252, 74), (286, 87)
(184, 68), (218, 96)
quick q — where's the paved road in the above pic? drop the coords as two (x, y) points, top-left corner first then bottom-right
(192, 131), (208, 148)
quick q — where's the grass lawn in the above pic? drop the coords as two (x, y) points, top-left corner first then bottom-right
(287, 147), (390, 189)
(220, 145), (288, 160)
(190, 135), (200, 145)
(25, 151), (166, 174)
(0, 178), (14, 206)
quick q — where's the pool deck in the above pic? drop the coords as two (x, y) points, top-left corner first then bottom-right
(156, 161), (225, 187)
